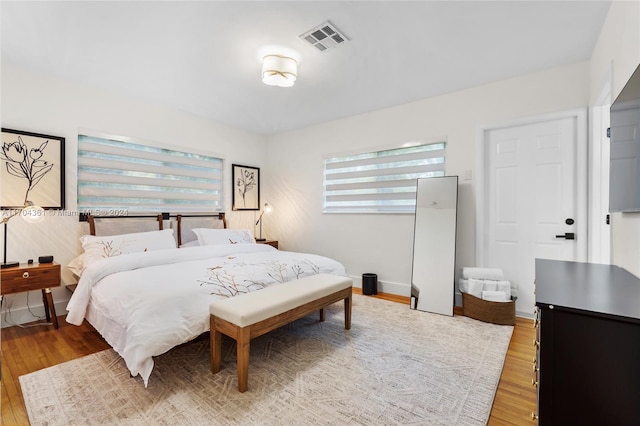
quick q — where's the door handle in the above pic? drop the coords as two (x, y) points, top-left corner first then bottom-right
(555, 232), (575, 240)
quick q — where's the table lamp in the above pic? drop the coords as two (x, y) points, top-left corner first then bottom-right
(2, 201), (45, 268)
(255, 203), (272, 242)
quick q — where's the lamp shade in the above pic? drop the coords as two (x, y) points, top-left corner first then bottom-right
(262, 55), (297, 87)
(21, 204), (45, 223)
(1, 201), (45, 269)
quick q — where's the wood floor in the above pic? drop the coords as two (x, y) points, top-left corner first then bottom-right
(1, 293), (536, 425)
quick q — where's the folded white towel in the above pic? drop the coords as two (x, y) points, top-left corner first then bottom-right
(482, 290), (509, 302)
(462, 267), (504, 281)
(482, 280), (498, 291)
(459, 278), (518, 297)
(459, 278), (469, 294)
(496, 280), (511, 299)
(468, 278), (484, 298)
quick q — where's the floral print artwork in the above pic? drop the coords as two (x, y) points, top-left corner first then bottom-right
(1, 135), (54, 205)
(235, 168), (256, 208)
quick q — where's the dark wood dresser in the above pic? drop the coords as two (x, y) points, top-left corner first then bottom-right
(534, 259), (640, 425)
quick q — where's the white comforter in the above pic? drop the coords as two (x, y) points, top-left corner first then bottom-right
(66, 244), (347, 386)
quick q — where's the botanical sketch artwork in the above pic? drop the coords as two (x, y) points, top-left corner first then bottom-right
(1, 129), (65, 209)
(236, 169), (255, 205)
(232, 164), (259, 210)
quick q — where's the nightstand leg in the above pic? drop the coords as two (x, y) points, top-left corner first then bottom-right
(41, 289), (51, 321)
(42, 288), (58, 329)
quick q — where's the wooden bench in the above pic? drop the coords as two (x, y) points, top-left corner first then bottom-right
(209, 273), (353, 392)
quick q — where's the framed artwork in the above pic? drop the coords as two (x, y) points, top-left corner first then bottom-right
(232, 164), (260, 211)
(1, 128), (65, 209)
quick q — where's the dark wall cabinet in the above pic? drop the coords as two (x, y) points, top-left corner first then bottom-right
(534, 259), (640, 425)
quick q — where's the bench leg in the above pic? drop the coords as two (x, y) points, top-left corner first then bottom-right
(319, 308), (325, 322)
(210, 317), (222, 373)
(344, 295), (352, 330)
(237, 326), (251, 392)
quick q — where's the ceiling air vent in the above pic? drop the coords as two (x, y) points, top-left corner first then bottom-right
(299, 21), (349, 52)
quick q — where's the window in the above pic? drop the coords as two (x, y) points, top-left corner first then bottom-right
(323, 142), (446, 213)
(78, 134), (223, 213)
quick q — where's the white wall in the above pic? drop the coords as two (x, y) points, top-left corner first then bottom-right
(590, 1), (640, 276)
(265, 62), (590, 300)
(1, 62), (267, 326)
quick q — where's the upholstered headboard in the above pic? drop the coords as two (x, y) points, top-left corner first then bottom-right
(174, 213), (226, 246)
(85, 214), (164, 236)
(81, 213), (226, 246)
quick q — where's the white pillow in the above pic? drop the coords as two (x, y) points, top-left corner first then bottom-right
(80, 229), (176, 269)
(67, 253), (86, 276)
(193, 228), (255, 246)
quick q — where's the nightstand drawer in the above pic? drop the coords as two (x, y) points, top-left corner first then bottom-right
(1, 263), (61, 295)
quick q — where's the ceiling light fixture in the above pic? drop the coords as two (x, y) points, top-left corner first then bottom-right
(261, 55), (297, 87)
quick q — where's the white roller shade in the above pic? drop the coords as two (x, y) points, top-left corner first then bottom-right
(78, 135), (223, 213)
(323, 142), (446, 213)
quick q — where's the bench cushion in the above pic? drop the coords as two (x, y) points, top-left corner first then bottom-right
(209, 273), (352, 327)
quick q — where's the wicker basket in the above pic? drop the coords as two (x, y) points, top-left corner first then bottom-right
(462, 292), (516, 326)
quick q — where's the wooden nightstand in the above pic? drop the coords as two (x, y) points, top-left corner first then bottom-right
(1, 262), (61, 329)
(257, 240), (278, 249)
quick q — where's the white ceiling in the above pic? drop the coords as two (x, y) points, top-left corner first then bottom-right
(1, 1), (611, 135)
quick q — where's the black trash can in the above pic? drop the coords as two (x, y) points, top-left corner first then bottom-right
(362, 273), (378, 295)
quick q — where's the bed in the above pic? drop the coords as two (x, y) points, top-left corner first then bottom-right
(65, 214), (347, 386)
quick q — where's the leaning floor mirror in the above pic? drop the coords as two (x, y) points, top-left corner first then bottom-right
(410, 176), (458, 315)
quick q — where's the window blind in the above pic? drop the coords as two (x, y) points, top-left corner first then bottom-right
(323, 142), (446, 213)
(78, 134), (223, 213)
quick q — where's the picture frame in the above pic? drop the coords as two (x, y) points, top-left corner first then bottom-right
(1, 128), (65, 209)
(232, 164), (260, 211)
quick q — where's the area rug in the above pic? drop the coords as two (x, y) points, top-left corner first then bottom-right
(20, 294), (513, 425)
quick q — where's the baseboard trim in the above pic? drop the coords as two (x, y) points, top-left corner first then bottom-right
(352, 287), (409, 304)
(0, 300), (67, 328)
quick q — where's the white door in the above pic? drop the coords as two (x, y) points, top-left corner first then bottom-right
(482, 113), (587, 315)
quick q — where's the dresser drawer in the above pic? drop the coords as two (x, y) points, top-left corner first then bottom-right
(1, 263), (61, 295)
